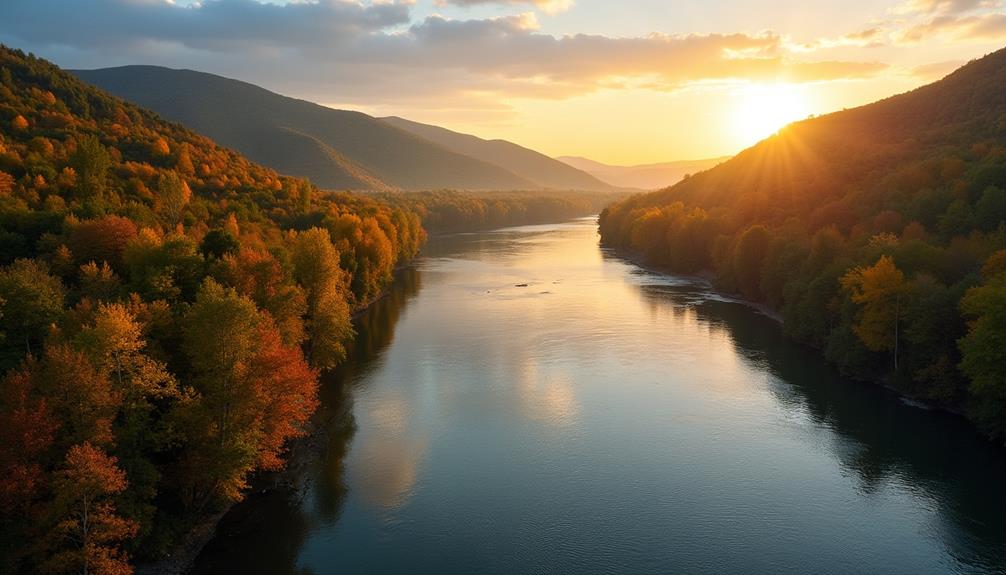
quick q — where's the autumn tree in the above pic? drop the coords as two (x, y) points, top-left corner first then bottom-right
(33, 345), (121, 449)
(217, 249), (307, 346)
(0, 367), (57, 515)
(156, 173), (191, 225)
(78, 262), (122, 303)
(290, 228), (353, 369)
(841, 255), (907, 370)
(242, 318), (318, 471)
(76, 303), (178, 535)
(69, 216), (138, 271)
(38, 443), (138, 575)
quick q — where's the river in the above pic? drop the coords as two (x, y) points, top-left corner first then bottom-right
(191, 217), (1006, 574)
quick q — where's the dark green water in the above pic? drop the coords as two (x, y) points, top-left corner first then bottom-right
(191, 218), (1006, 574)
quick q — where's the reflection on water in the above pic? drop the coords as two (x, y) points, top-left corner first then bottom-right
(193, 219), (1006, 575)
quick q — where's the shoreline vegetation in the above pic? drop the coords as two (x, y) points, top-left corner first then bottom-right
(604, 245), (988, 422)
(599, 48), (1006, 443)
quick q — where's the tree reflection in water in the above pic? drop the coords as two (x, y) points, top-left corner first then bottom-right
(631, 279), (1006, 571)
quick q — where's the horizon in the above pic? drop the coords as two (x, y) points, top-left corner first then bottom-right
(2, 0), (1004, 165)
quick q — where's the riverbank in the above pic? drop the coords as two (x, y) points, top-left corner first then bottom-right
(603, 245), (784, 324)
(136, 260), (417, 575)
(599, 243), (997, 439)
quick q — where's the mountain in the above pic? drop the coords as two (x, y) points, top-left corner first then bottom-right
(381, 116), (615, 191)
(599, 49), (1006, 437)
(557, 156), (729, 190)
(73, 66), (536, 191)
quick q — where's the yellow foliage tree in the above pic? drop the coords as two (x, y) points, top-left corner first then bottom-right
(841, 255), (906, 370)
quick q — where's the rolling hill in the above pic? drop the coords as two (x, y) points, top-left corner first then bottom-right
(381, 116), (615, 191)
(557, 156), (729, 190)
(73, 66), (536, 191)
(599, 48), (1006, 436)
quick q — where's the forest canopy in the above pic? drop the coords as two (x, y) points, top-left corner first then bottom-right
(0, 45), (428, 573)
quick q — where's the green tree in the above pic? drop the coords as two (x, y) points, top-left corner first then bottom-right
(733, 225), (771, 300)
(70, 135), (111, 200)
(0, 259), (65, 357)
(959, 270), (1006, 436)
(179, 279), (262, 504)
(199, 230), (239, 260)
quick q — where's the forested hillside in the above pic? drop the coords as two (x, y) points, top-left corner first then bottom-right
(0, 45), (425, 573)
(73, 66), (537, 191)
(600, 49), (1006, 438)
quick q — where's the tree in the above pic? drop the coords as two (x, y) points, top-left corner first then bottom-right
(77, 303), (177, 402)
(71, 135), (111, 200)
(156, 173), (191, 224)
(78, 262), (122, 303)
(218, 249), (307, 346)
(178, 279), (262, 504)
(69, 216), (138, 271)
(959, 270), (1006, 437)
(290, 229), (353, 369)
(39, 443), (138, 575)
(75, 303), (179, 538)
(0, 368), (56, 515)
(34, 345), (121, 449)
(242, 318), (318, 471)
(0, 259), (65, 357)
(733, 225), (772, 299)
(178, 280), (318, 504)
(0, 170), (14, 196)
(841, 255), (907, 370)
(199, 229), (239, 260)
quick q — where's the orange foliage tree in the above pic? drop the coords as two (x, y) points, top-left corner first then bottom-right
(39, 443), (138, 575)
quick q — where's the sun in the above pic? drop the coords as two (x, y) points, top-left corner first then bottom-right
(731, 83), (812, 147)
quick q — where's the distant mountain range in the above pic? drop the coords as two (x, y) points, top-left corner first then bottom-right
(73, 66), (612, 192)
(381, 116), (614, 191)
(557, 156), (731, 191)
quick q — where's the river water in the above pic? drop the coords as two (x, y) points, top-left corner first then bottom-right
(191, 217), (1006, 574)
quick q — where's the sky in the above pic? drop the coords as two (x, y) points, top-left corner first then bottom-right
(1, 0), (1005, 164)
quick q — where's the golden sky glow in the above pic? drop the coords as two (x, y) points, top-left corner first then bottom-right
(2, 0), (1005, 164)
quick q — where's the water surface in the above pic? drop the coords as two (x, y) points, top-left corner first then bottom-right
(193, 218), (1006, 575)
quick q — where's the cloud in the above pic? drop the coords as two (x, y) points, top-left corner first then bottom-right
(895, 0), (997, 15)
(435, 0), (575, 14)
(897, 11), (1006, 42)
(0, 0), (411, 51)
(0, 0), (889, 112)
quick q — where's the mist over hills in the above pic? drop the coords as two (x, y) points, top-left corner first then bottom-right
(558, 156), (730, 190)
